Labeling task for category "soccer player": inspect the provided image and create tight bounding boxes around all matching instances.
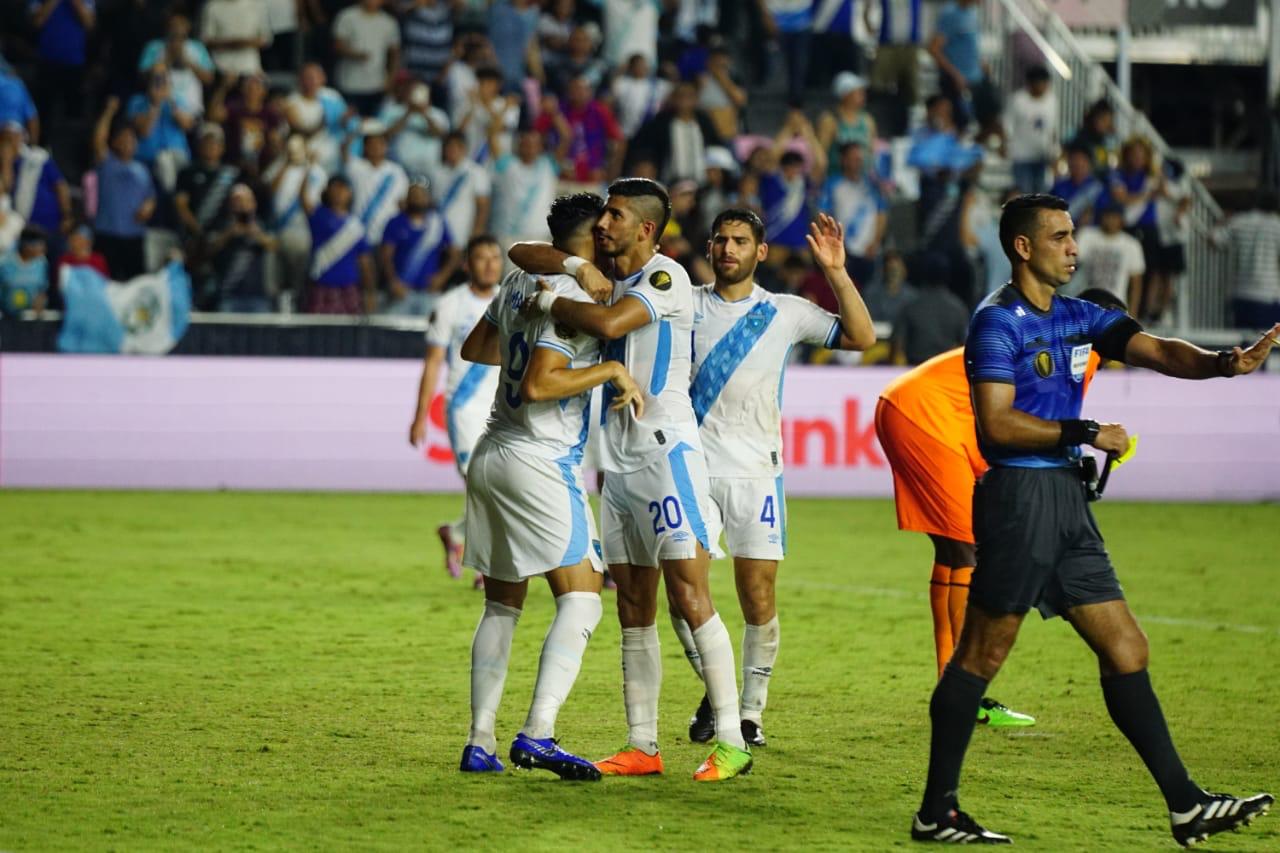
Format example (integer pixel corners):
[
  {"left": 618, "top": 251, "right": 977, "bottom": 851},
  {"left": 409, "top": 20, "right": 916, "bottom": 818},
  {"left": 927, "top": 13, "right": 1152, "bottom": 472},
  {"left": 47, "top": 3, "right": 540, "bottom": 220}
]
[
  {"left": 454, "top": 193, "right": 644, "bottom": 780},
  {"left": 512, "top": 178, "right": 753, "bottom": 782},
  {"left": 912, "top": 193, "right": 1275, "bottom": 846},
  {"left": 876, "top": 288, "right": 1124, "bottom": 730},
  {"left": 408, "top": 236, "right": 503, "bottom": 582},
  {"left": 676, "top": 209, "right": 876, "bottom": 748}
]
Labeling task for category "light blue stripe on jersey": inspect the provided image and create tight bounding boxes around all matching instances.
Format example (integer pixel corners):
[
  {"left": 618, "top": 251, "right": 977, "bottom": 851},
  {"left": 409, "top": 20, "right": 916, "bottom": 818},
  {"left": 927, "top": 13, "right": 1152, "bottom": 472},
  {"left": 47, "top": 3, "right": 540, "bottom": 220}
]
[
  {"left": 690, "top": 301, "right": 778, "bottom": 425},
  {"left": 555, "top": 458, "right": 589, "bottom": 566},
  {"left": 774, "top": 475, "right": 787, "bottom": 555},
  {"left": 824, "top": 320, "right": 841, "bottom": 349},
  {"left": 446, "top": 361, "right": 494, "bottom": 463},
  {"left": 668, "top": 442, "right": 709, "bottom": 550},
  {"left": 650, "top": 320, "right": 671, "bottom": 395},
  {"left": 777, "top": 343, "right": 794, "bottom": 407},
  {"left": 625, "top": 290, "right": 658, "bottom": 322}
]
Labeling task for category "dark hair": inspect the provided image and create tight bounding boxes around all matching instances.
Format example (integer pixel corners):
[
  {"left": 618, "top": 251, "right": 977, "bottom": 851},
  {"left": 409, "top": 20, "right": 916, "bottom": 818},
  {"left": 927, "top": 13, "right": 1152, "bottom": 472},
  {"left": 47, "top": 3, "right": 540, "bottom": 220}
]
[
  {"left": 710, "top": 207, "right": 765, "bottom": 243},
  {"left": 925, "top": 93, "right": 950, "bottom": 111},
  {"left": 18, "top": 225, "right": 47, "bottom": 246},
  {"left": 1084, "top": 99, "right": 1113, "bottom": 128},
  {"left": 322, "top": 174, "right": 351, "bottom": 206},
  {"left": 476, "top": 66, "right": 502, "bottom": 83},
  {"left": 1026, "top": 65, "right": 1051, "bottom": 84},
  {"left": 547, "top": 192, "right": 605, "bottom": 245},
  {"left": 1077, "top": 288, "right": 1128, "bottom": 313},
  {"left": 466, "top": 233, "right": 501, "bottom": 256},
  {"left": 443, "top": 130, "right": 467, "bottom": 146},
  {"left": 999, "top": 193, "right": 1068, "bottom": 262},
  {"left": 1065, "top": 143, "right": 1091, "bottom": 160},
  {"left": 607, "top": 177, "right": 672, "bottom": 240},
  {"left": 780, "top": 151, "right": 805, "bottom": 168},
  {"left": 837, "top": 140, "right": 865, "bottom": 159}
]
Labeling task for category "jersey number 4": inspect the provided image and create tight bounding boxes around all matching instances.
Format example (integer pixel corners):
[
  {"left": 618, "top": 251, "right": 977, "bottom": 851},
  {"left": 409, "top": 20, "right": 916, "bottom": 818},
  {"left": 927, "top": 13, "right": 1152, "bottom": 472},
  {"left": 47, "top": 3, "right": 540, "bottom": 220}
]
[
  {"left": 649, "top": 496, "right": 684, "bottom": 535},
  {"left": 760, "top": 495, "right": 777, "bottom": 528},
  {"left": 503, "top": 332, "right": 529, "bottom": 410}
]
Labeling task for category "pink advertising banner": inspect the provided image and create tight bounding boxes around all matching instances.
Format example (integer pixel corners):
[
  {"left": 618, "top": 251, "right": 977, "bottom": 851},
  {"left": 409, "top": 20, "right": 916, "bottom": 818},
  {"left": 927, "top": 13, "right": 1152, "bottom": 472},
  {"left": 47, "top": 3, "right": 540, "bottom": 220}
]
[{"left": 2, "top": 354, "right": 1278, "bottom": 501}]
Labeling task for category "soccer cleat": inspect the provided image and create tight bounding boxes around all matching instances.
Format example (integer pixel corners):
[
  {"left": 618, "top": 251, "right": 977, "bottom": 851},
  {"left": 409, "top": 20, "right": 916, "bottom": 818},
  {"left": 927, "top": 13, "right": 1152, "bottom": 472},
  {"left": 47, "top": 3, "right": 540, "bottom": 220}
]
[
  {"left": 459, "top": 744, "right": 504, "bottom": 773},
  {"left": 1170, "top": 791, "right": 1272, "bottom": 847},
  {"left": 593, "top": 746, "right": 664, "bottom": 776},
  {"left": 693, "top": 741, "right": 752, "bottom": 782},
  {"left": 508, "top": 733, "right": 601, "bottom": 781},
  {"left": 437, "top": 525, "right": 463, "bottom": 578},
  {"left": 742, "top": 719, "right": 767, "bottom": 747},
  {"left": 688, "top": 694, "right": 715, "bottom": 743},
  {"left": 977, "top": 697, "right": 1035, "bottom": 728},
  {"left": 911, "top": 809, "right": 1012, "bottom": 844}
]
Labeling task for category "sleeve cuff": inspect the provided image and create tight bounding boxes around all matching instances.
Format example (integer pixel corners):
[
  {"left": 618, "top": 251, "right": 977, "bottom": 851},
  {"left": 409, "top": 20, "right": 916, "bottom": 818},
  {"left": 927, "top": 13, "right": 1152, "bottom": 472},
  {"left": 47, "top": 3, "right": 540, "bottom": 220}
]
[
  {"left": 624, "top": 291, "right": 658, "bottom": 322},
  {"left": 482, "top": 311, "right": 498, "bottom": 326},
  {"left": 534, "top": 340, "right": 574, "bottom": 358},
  {"left": 825, "top": 320, "right": 842, "bottom": 349},
  {"left": 969, "top": 374, "right": 1017, "bottom": 385}
]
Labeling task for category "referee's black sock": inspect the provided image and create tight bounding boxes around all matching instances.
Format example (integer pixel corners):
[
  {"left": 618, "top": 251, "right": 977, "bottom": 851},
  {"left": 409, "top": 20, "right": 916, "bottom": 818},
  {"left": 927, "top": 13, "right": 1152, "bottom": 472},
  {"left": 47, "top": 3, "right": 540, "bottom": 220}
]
[
  {"left": 1101, "top": 669, "right": 1203, "bottom": 813},
  {"left": 920, "top": 663, "right": 988, "bottom": 821}
]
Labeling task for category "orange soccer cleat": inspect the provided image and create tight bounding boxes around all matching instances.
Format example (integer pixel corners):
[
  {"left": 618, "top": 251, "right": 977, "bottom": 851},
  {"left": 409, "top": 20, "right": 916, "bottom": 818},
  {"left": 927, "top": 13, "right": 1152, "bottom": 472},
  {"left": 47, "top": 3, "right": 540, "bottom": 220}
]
[{"left": 593, "top": 746, "right": 664, "bottom": 776}]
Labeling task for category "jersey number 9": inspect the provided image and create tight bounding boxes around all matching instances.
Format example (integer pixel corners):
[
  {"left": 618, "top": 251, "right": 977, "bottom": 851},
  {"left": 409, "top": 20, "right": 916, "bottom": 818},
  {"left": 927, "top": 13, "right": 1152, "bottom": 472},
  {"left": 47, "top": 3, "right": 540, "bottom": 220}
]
[{"left": 503, "top": 332, "right": 529, "bottom": 410}]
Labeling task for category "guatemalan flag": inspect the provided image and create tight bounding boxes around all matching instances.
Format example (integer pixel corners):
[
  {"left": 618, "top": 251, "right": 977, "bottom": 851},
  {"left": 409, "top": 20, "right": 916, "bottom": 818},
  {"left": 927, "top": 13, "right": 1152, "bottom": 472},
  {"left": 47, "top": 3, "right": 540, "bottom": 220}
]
[{"left": 57, "top": 262, "right": 192, "bottom": 355}]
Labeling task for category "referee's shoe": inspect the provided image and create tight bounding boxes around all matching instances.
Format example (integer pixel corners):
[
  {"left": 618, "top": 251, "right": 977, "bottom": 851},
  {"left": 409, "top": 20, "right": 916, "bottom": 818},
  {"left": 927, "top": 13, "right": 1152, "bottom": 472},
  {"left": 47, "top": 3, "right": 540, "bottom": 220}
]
[
  {"left": 1170, "top": 792, "right": 1272, "bottom": 847},
  {"left": 911, "top": 808, "right": 1011, "bottom": 844}
]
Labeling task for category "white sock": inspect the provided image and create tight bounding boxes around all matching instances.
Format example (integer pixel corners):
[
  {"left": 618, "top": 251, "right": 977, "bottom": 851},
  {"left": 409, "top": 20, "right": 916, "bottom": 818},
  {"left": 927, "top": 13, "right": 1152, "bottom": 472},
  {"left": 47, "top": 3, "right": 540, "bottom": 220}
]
[
  {"left": 523, "top": 592, "right": 602, "bottom": 740},
  {"left": 670, "top": 613, "right": 704, "bottom": 678},
  {"left": 468, "top": 600, "right": 520, "bottom": 754},
  {"left": 741, "top": 615, "right": 780, "bottom": 725},
  {"left": 621, "top": 625, "right": 662, "bottom": 754},
  {"left": 693, "top": 613, "right": 745, "bottom": 748}
]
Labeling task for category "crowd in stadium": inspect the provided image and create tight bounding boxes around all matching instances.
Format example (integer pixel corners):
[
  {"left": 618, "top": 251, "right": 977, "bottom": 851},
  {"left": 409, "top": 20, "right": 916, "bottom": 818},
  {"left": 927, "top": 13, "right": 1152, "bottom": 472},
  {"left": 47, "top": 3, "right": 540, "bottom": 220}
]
[{"left": 0, "top": 0, "right": 1274, "bottom": 361}]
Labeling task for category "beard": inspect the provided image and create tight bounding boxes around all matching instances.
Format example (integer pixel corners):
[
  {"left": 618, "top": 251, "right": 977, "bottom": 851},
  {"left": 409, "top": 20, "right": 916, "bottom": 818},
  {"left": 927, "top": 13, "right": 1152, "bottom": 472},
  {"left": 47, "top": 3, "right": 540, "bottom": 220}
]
[{"left": 714, "top": 257, "right": 755, "bottom": 285}]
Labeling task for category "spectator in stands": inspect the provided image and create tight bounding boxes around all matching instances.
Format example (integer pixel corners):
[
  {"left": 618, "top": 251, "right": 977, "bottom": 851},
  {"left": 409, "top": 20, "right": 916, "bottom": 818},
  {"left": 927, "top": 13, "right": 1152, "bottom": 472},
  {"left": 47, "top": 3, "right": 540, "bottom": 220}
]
[
  {"left": 262, "top": 0, "right": 305, "bottom": 72},
  {"left": 91, "top": 97, "right": 155, "bottom": 280},
  {"left": 1067, "top": 98, "right": 1117, "bottom": 176},
  {"left": 759, "top": 0, "right": 814, "bottom": 105},
  {"left": 1108, "top": 135, "right": 1160, "bottom": 316},
  {"left": 209, "top": 74, "right": 284, "bottom": 178},
  {"left": 630, "top": 80, "right": 722, "bottom": 185},
  {"left": 0, "top": 61, "right": 39, "bottom": 143},
  {"left": 760, "top": 148, "right": 815, "bottom": 266},
  {"left": 602, "top": 0, "right": 660, "bottom": 70},
  {"left": 264, "top": 134, "right": 327, "bottom": 304},
  {"left": 546, "top": 25, "right": 609, "bottom": 99},
  {"left": 820, "top": 140, "right": 887, "bottom": 289},
  {"left": 860, "top": 248, "right": 916, "bottom": 328},
  {"left": 303, "top": 174, "right": 374, "bottom": 313},
  {"left": 811, "top": 0, "right": 862, "bottom": 86},
  {"left": 457, "top": 67, "right": 519, "bottom": 164},
  {"left": 817, "top": 73, "right": 876, "bottom": 180},
  {"left": 57, "top": 224, "right": 110, "bottom": 278},
  {"left": 174, "top": 124, "right": 240, "bottom": 264},
  {"left": 1072, "top": 201, "right": 1146, "bottom": 308},
  {"left": 30, "top": 0, "right": 96, "bottom": 123},
  {"left": 1150, "top": 156, "right": 1191, "bottom": 324},
  {"left": 1050, "top": 145, "right": 1104, "bottom": 226},
  {"left": 697, "top": 145, "right": 740, "bottom": 237},
  {"left": 209, "top": 183, "right": 278, "bottom": 312},
  {"left": 139, "top": 14, "right": 216, "bottom": 119},
  {"left": 972, "top": 186, "right": 1017, "bottom": 297},
  {"left": 698, "top": 46, "right": 747, "bottom": 141},
  {"left": 128, "top": 65, "right": 196, "bottom": 190},
  {"left": 1005, "top": 65, "right": 1057, "bottom": 194},
  {"left": 866, "top": 0, "right": 923, "bottom": 136},
  {"left": 400, "top": 0, "right": 456, "bottom": 90},
  {"left": 0, "top": 121, "right": 72, "bottom": 251},
  {"left": 0, "top": 227, "right": 49, "bottom": 316},
  {"left": 538, "top": 77, "right": 624, "bottom": 184},
  {"left": 538, "top": 0, "right": 582, "bottom": 70},
  {"left": 380, "top": 182, "right": 458, "bottom": 315},
  {"left": 428, "top": 130, "right": 491, "bottom": 246},
  {"left": 380, "top": 71, "right": 451, "bottom": 179},
  {"left": 333, "top": 0, "right": 401, "bottom": 117},
  {"left": 1219, "top": 192, "right": 1280, "bottom": 328},
  {"left": 489, "top": 129, "right": 557, "bottom": 249},
  {"left": 929, "top": 0, "right": 1001, "bottom": 144},
  {"left": 611, "top": 53, "right": 671, "bottom": 140},
  {"left": 892, "top": 251, "right": 967, "bottom": 365},
  {"left": 443, "top": 33, "right": 496, "bottom": 124},
  {"left": 488, "top": 0, "right": 543, "bottom": 94},
  {"left": 200, "top": 0, "right": 271, "bottom": 77},
  {"left": 285, "top": 63, "right": 351, "bottom": 173},
  {"left": 344, "top": 122, "right": 409, "bottom": 247}
]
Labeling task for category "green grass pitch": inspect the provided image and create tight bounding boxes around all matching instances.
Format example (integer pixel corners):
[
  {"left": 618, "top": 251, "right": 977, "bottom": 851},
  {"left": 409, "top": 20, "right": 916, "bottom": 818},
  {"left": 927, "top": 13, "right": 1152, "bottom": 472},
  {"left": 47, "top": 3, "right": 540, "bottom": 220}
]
[{"left": 1, "top": 491, "right": 1277, "bottom": 851}]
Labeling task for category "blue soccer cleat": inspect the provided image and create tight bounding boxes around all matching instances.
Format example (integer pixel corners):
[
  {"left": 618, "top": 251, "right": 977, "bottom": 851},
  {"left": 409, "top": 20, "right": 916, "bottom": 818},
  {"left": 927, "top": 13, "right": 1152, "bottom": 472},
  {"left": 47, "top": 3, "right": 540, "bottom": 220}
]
[
  {"left": 509, "top": 732, "right": 602, "bottom": 781},
  {"left": 459, "top": 744, "right": 504, "bottom": 773}
]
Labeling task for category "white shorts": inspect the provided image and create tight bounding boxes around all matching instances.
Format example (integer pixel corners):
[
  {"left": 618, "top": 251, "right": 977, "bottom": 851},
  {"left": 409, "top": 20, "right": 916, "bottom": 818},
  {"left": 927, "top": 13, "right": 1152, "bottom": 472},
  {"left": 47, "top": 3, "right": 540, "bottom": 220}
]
[
  {"left": 706, "top": 476, "right": 788, "bottom": 561},
  {"left": 446, "top": 399, "right": 490, "bottom": 477},
  {"left": 601, "top": 442, "right": 712, "bottom": 568},
  {"left": 462, "top": 439, "right": 605, "bottom": 582}
]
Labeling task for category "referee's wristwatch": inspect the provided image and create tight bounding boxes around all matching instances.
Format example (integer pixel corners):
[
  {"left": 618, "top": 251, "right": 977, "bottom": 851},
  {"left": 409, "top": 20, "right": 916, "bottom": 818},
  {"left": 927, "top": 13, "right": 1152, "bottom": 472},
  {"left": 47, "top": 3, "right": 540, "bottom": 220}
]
[{"left": 1058, "top": 418, "right": 1101, "bottom": 447}]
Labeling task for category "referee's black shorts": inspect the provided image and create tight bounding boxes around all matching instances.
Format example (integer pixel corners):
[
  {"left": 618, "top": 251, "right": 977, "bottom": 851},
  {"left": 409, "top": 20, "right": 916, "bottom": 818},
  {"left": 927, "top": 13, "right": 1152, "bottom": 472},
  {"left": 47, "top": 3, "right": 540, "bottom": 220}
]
[{"left": 971, "top": 466, "right": 1124, "bottom": 619}]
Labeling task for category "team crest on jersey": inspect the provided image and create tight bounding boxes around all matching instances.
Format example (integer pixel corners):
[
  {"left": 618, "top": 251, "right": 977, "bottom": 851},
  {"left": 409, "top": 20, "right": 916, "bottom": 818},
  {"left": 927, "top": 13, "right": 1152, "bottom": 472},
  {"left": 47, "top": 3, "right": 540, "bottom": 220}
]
[
  {"left": 649, "top": 270, "right": 672, "bottom": 291},
  {"left": 1034, "top": 350, "right": 1054, "bottom": 378},
  {"left": 507, "top": 290, "right": 525, "bottom": 312},
  {"left": 555, "top": 322, "right": 575, "bottom": 340}
]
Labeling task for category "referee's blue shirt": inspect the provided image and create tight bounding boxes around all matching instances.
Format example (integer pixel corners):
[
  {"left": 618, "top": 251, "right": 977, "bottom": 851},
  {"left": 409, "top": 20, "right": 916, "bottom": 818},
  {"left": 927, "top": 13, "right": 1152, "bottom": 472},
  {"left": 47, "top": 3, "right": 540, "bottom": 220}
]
[{"left": 965, "top": 284, "right": 1141, "bottom": 469}]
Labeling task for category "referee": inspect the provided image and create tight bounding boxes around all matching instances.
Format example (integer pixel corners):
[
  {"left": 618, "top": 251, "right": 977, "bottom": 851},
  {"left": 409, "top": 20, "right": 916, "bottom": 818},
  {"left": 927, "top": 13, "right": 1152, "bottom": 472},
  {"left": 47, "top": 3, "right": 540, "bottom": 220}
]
[{"left": 911, "top": 194, "right": 1277, "bottom": 846}]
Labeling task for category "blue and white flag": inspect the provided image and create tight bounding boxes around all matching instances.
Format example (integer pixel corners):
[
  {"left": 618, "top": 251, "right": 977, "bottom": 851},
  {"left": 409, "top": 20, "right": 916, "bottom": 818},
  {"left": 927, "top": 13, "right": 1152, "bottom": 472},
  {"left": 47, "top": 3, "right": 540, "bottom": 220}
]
[{"left": 57, "top": 262, "right": 192, "bottom": 355}]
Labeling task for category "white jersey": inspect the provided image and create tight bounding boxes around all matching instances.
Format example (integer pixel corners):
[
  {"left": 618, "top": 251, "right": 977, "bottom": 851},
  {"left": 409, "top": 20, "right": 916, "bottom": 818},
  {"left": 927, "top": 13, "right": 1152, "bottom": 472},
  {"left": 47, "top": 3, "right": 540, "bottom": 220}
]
[
  {"left": 426, "top": 283, "right": 501, "bottom": 413},
  {"left": 600, "top": 253, "right": 701, "bottom": 474},
  {"left": 481, "top": 270, "right": 601, "bottom": 460},
  {"left": 691, "top": 283, "right": 841, "bottom": 477},
  {"left": 346, "top": 156, "right": 409, "bottom": 244}
]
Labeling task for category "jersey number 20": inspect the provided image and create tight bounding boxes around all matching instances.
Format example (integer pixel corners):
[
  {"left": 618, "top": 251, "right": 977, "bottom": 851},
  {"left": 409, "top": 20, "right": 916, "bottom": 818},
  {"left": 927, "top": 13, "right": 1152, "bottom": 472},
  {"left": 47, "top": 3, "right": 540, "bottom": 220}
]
[{"left": 649, "top": 496, "right": 683, "bottom": 534}]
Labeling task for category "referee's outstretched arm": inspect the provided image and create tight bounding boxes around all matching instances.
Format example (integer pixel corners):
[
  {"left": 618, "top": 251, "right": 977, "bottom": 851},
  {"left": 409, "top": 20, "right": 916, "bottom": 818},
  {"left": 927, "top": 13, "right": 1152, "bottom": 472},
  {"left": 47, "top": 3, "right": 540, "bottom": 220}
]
[{"left": 1121, "top": 322, "right": 1280, "bottom": 379}]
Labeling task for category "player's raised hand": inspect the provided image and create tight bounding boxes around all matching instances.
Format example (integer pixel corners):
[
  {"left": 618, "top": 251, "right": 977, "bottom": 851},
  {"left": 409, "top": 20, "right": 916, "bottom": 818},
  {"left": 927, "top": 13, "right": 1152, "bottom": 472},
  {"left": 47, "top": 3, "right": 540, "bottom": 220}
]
[
  {"left": 1224, "top": 323, "right": 1280, "bottom": 376},
  {"left": 806, "top": 213, "right": 846, "bottom": 272},
  {"left": 575, "top": 263, "right": 613, "bottom": 303},
  {"left": 609, "top": 366, "right": 645, "bottom": 419}
]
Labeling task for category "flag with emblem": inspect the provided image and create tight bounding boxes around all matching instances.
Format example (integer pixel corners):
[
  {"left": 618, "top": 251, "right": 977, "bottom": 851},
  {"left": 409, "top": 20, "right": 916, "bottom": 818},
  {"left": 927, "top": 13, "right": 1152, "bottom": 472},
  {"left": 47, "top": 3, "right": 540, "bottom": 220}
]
[{"left": 57, "top": 262, "right": 192, "bottom": 355}]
